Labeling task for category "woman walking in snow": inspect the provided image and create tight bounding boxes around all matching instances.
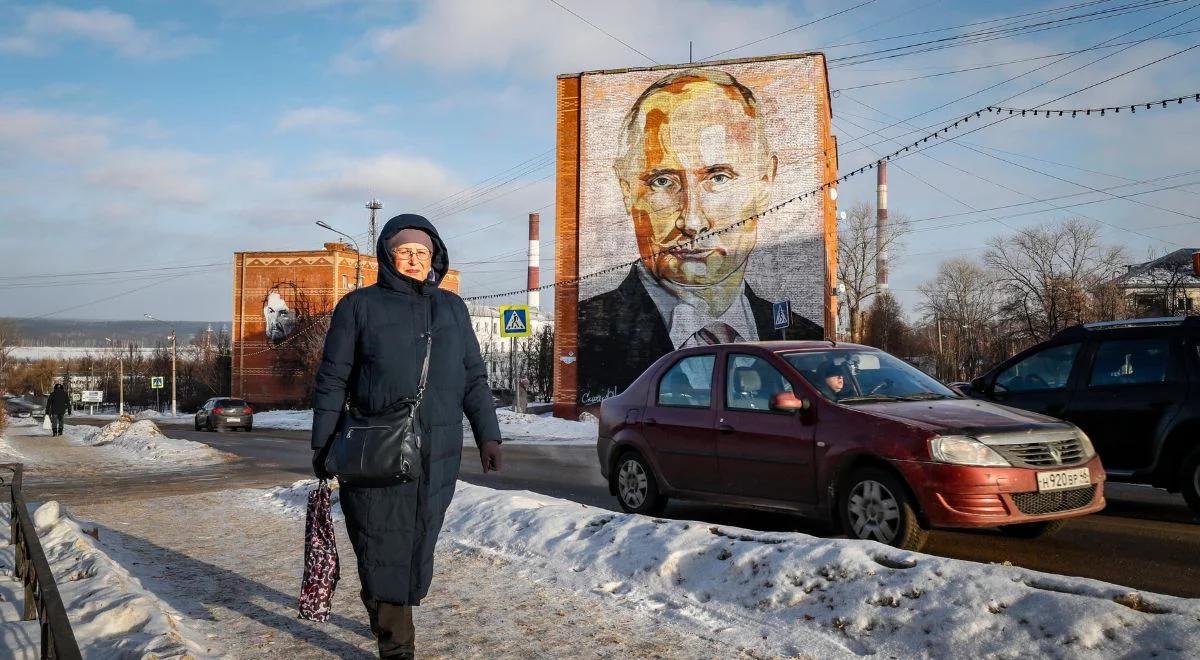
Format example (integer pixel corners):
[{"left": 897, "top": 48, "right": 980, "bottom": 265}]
[{"left": 310, "top": 213, "right": 502, "bottom": 658}]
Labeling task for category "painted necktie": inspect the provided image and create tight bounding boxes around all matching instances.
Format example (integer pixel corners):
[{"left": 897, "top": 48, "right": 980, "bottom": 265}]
[{"left": 691, "top": 321, "right": 744, "bottom": 346}]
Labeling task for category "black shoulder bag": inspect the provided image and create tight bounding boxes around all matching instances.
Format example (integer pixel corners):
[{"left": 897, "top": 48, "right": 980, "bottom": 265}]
[{"left": 324, "top": 309, "right": 432, "bottom": 488}]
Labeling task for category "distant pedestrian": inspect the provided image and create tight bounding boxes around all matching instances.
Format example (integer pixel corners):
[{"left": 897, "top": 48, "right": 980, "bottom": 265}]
[
  {"left": 311, "top": 214, "right": 502, "bottom": 659},
  {"left": 46, "top": 383, "right": 70, "bottom": 436}
]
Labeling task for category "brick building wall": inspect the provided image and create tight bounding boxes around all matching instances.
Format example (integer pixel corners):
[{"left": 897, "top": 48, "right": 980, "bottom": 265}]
[{"left": 231, "top": 242, "right": 459, "bottom": 408}]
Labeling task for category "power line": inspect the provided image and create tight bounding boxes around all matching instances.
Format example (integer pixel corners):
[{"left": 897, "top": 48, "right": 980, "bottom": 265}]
[
  {"left": 827, "top": 0, "right": 1188, "bottom": 68},
  {"left": 699, "top": 0, "right": 878, "bottom": 61},
  {"left": 834, "top": 4, "right": 1200, "bottom": 164},
  {"left": 0, "top": 261, "right": 230, "bottom": 281},
  {"left": 545, "top": 0, "right": 658, "bottom": 65},
  {"left": 986, "top": 92, "right": 1200, "bottom": 117}
]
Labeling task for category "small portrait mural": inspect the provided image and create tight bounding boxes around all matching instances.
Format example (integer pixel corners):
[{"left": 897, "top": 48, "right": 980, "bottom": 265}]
[
  {"left": 573, "top": 57, "right": 833, "bottom": 404},
  {"left": 263, "top": 286, "right": 297, "bottom": 345}
]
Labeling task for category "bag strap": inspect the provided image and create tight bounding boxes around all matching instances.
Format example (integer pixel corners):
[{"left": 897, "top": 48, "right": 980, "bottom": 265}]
[{"left": 413, "top": 299, "right": 434, "bottom": 409}]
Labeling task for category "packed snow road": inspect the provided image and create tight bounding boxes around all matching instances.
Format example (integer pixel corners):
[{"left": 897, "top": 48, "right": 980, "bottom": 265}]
[{"left": 51, "top": 418, "right": 1200, "bottom": 599}]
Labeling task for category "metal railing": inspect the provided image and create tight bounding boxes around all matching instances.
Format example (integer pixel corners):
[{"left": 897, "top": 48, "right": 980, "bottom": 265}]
[{"left": 1, "top": 464, "right": 82, "bottom": 660}]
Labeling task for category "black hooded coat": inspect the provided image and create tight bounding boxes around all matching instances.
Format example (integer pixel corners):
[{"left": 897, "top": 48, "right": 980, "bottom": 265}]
[{"left": 311, "top": 213, "right": 500, "bottom": 605}]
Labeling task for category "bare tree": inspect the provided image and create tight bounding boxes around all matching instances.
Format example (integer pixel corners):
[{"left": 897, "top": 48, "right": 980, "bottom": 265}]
[
  {"left": 838, "top": 202, "right": 908, "bottom": 342},
  {"left": 918, "top": 258, "right": 1003, "bottom": 381},
  {"left": 863, "top": 292, "right": 910, "bottom": 355},
  {"left": 984, "top": 219, "right": 1125, "bottom": 343},
  {"left": 0, "top": 320, "right": 18, "bottom": 392}
]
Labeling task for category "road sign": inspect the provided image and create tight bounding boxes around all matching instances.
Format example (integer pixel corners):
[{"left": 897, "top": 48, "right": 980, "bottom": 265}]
[
  {"left": 499, "top": 305, "right": 532, "bottom": 338},
  {"left": 81, "top": 390, "right": 103, "bottom": 403},
  {"left": 772, "top": 300, "right": 792, "bottom": 331},
  {"left": 150, "top": 376, "right": 165, "bottom": 389}
]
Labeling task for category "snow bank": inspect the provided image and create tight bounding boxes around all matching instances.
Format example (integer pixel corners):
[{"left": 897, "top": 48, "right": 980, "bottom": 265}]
[
  {"left": 256, "top": 480, "right": 1199, "bottom": 657},
  {"left": 247, "top": 407, "right": 598, "bottom": 445},
  {"left": 445, "top": 485, "right": 1198, "bottom": 658},
  {"left": 65, "top": 419, "right": 229, "bottom": 465},
  {"left": 487, "top": 408, "right": 597, "bottom": 445},
  {"left": 255, "top": 478, "right": 342, "bottom": 521},
  {"left": 0, "top": 501, "right": 217, "bottom": 657},
  {"left": 250, "top": 409, "right": 313, "bottom": 431}
]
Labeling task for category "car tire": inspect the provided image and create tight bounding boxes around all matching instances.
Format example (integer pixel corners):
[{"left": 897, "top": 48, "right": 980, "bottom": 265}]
[
  {"left": 1181, "top": 447, "right": 1200, "bottom": 517},
  {"left": 998, "top": 519, "right": 1067, "bottom": 539},
  {"left": 614, "top": 452, "right": 667, "bottom": 515},
  {"left": 839, "top": 467, "right": 929, "bottom": 551},
  {"left": 243, "top": 425, "right": 252, "bottom": 433}
]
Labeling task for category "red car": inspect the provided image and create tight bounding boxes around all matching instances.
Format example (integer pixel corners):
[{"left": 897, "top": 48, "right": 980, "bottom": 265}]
[{"left": 597, "top": 341, "right": 1105, "bottom": 551}]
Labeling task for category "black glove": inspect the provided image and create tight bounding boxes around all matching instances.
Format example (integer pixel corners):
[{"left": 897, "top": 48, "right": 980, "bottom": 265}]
[{"left": 312, "top": 448, "right": 332, "bottom": 480}]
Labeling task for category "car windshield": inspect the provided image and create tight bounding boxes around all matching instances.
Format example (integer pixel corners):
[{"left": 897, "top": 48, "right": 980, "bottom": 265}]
[{"left": 781, "top": 349, "right": 957, "bottom": 403}]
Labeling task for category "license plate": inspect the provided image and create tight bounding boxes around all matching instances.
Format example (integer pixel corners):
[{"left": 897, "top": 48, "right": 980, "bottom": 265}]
[
  {"left": 225, "top": 417, "right": 241, "bottom": 423},
  {"left": 1036, "top": 467, "right": 1090, "bottom": 492}
]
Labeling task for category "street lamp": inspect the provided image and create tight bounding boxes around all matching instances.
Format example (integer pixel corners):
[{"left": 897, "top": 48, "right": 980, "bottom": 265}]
[
  {"left": 316, "top": 220, "right": 363, "bottom": 288},
  {"left": 144, "top": 314, "right": 177, "bottom": 415},
  {"left": 104, "top": 337, "right": 124, "bottom": 416}
]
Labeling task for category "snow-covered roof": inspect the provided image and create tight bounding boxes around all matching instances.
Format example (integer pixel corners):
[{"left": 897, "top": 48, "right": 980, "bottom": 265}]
[{"left": 1117, "top": 248, "right": 1200, "bottom": 287}]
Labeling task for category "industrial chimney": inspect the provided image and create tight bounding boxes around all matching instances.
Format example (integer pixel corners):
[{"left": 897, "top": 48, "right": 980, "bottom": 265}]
[{"left": 528, "top": 212, "right": 540, "bottom": 309}]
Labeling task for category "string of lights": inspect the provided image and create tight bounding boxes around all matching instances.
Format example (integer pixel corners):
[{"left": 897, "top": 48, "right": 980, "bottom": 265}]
[{"left": 985, "top": 92, "right": 1200, "bottom": 116}]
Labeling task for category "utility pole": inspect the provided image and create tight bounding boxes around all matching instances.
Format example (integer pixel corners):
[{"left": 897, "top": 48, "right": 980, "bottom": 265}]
[
  {"left": 876, "top": 160, "right": 889, "bottom": 291},
  {"left": 104, "top": 337, "right": 124, "bottom": 416},
  {"left": 366, "top": 198, "right": 384, "bottom": 251},
  {"left": 144, "top": 314, "right": 177, "bottom": 415}
]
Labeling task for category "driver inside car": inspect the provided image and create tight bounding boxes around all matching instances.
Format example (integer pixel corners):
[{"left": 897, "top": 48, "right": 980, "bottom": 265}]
[{"left": 819, "top": 362, "right": 847, "bottom": 400}]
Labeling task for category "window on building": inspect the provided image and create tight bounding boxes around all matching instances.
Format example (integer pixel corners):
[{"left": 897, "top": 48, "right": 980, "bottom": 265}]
[
  {"left": 342, "top": 275, "right": 349, "bottom": 289},
  {"left": 1177, "top": 297, "right": 1193, "bottom": 312}
]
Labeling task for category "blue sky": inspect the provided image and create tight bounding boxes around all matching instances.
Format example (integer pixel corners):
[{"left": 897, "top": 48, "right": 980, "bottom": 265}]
[{"left": 1, "top": 0, "right": 1198, "bottom": 323}]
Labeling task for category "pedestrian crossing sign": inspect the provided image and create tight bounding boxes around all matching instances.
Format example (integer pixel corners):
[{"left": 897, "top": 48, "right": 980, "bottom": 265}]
[
  {"left": 772, "top": 300, "right": 791, "bottom": 331},
  {"left": 150, "top": 376, "right": 165, "bottom": 389},
  {"left": 499, "top": 305, "right": 532, "bottom": 338}
]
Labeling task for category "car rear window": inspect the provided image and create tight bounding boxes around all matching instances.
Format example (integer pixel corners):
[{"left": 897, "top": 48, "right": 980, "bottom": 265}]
[{"left": 217, "top": 399, "right": 247, "bottom": 407}]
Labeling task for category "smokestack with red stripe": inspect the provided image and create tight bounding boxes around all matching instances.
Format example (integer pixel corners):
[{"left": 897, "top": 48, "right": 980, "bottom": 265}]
[{"left": 528, "top": 212, "right": 540, "bottom": 309}]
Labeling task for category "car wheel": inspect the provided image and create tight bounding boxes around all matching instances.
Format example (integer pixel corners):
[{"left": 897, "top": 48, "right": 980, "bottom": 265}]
[
  {"left": 614, "top": 452, "right": 666, "bottom": 515},
  {"left": 840, "top": 467, "right": 929, "bottom": 551},
  {"left": 194, "top": 419, "right": 201, "bottom": 431},
  {"left": 243, "top": 426, "right": 253, "bottom": 433},
  {"left": 998, "top": 519, "right": 1067, "bottom": 538},
  {"left": 1181, "top": 447, "right": 1200, "bottom": 516}
]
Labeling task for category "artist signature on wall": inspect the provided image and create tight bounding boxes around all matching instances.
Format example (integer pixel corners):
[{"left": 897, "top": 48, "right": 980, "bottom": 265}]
[{"left": 580, "top": 387, "right": 622, "bottom": 406}]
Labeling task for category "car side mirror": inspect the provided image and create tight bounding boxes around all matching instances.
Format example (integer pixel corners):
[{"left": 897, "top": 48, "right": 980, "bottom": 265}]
[{"left": 771, "top": 392, "right": 811, "bottom": 413}]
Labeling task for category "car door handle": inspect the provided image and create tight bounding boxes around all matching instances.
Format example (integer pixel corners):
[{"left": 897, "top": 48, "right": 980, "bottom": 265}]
[
  {"left": 718, "top": 424, "right": 735, "bottom": 434},
  {"left": 644, "top": 418, "right": 657, "bottom": 427}
]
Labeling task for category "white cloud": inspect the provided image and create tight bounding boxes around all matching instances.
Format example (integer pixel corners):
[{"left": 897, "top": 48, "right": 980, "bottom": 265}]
[
  {"left": 338, "top": 0, "right": 800, "bottom": 76},
  {"left": 303, "top": 153, "right": 462, "bottom": 204},
  {"left": 0, "top": 5, "right": 207, "bottom": 59},
  {"left": 276, "top": 106, "right": 362, "bottom": 132}
]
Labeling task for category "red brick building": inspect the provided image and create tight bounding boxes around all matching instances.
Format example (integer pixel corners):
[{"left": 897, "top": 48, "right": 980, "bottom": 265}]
[{"left": 231, "top": 242, "right": 460, "bottom": 408}]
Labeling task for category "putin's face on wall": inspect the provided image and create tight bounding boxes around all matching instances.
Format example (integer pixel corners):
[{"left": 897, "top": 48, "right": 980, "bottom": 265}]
[{"left": 614, "top": 72, "right": 777, "bottom": 289}]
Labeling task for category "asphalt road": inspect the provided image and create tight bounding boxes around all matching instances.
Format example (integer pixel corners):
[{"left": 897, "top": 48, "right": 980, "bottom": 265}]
[{"left": 39, "top": 419, "right": 1200, "bottom": 599}]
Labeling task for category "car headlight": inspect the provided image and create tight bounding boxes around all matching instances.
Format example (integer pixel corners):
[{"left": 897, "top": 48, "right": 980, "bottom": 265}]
[
  {"left": 1074, "top": 428, "right": 1095, "bottom": 460},
  {"left": 929, "top": 435, "right": 1011, "bottom": 467}
]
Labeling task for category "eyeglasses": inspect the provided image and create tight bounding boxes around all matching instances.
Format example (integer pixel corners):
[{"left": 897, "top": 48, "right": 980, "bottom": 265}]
[{"left": 392, "top": 248, "right": 432, "bottom": 263}]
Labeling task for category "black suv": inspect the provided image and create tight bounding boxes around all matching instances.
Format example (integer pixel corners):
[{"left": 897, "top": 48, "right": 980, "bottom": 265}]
[{"left": 963, "top": 316, "right": 1200, "bottom": 515}]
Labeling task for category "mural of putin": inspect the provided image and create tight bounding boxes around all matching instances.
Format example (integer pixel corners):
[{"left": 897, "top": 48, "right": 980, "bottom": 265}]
[{"left": 578, "top": 69, "right": 823, "bottom": 403}]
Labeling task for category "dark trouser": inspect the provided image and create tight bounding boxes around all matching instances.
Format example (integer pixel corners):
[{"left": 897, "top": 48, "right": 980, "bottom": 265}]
[
  {"left": 361, "top": 592, "right": 415, "bottom": 658},
  {"left": 49, "top": 414, "right": 64, "bottom": 435}
]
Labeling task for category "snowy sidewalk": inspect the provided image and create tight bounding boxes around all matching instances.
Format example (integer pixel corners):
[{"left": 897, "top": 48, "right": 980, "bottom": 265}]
[{"left": 70, "top": 488, "right": 754, "bottom": 659}]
